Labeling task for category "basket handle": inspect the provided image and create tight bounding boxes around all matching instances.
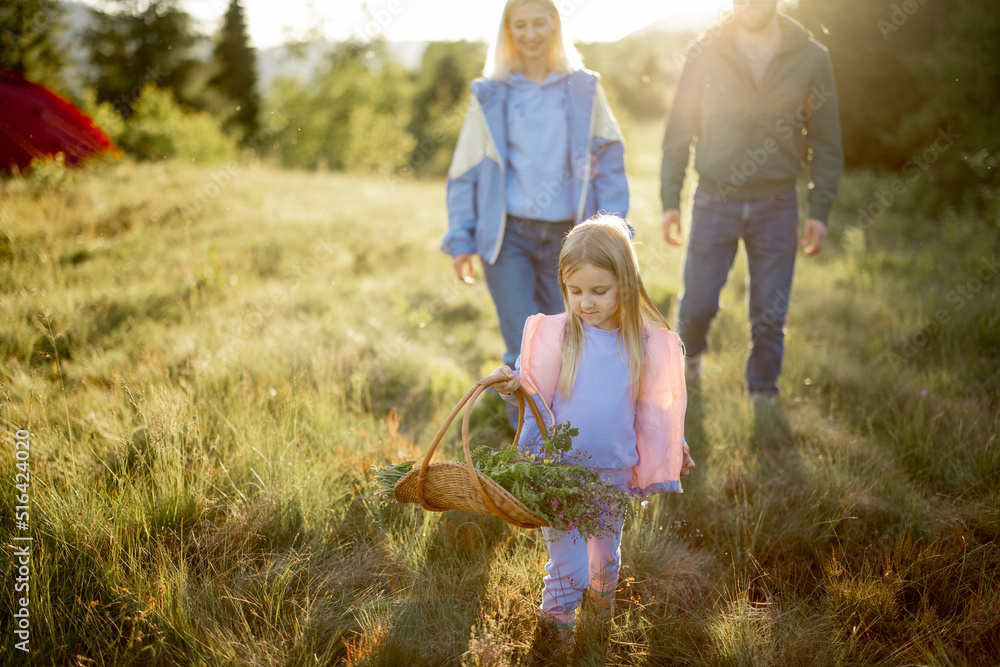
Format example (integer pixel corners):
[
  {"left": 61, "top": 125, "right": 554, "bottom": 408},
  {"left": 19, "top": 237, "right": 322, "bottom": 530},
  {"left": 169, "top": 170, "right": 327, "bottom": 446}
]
[{"left": 415, "top": 371, "right": 547, "bottom": 525}]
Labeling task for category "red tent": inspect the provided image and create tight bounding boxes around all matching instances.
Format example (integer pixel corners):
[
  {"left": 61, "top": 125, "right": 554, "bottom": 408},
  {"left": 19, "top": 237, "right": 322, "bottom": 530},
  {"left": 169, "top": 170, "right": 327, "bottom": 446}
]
[{"left": 0, "top": 70, "right": 117, "bottom": 173}]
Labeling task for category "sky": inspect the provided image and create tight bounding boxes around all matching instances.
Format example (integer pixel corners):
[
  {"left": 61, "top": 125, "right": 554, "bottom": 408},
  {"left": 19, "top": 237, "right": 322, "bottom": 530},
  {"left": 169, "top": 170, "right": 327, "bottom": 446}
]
[{"left": 173, "top": 0, "right": 735, "bottom": 48}]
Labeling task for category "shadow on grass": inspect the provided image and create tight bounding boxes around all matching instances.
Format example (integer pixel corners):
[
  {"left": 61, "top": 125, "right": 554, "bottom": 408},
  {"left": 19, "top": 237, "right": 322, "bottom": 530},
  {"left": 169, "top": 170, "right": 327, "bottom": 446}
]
[
  {"left": 355, "top": 389, "right": 529, "bottom": 665},
  {"left": 683, "top": 378, "right": 708, "bottom": 499},
  {"left": 362, "top": 511, "right": 515, "bottom": 665},
  {"left": 752, "top": 398, "right": 794, "bottom": 467}
]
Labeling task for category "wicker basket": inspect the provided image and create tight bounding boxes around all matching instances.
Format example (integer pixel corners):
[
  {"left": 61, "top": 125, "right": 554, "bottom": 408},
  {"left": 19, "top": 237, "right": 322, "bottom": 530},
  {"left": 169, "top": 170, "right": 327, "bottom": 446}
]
[{"left": 392, "top": 372, "right": 550, "bottom": 529}]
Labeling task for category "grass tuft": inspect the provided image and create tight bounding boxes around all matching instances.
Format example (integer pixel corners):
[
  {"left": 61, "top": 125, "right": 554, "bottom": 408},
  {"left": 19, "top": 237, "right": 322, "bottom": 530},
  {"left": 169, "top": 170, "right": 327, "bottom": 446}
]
[{"left": 1, "top": 142, "right": 997, "bottom": 664}]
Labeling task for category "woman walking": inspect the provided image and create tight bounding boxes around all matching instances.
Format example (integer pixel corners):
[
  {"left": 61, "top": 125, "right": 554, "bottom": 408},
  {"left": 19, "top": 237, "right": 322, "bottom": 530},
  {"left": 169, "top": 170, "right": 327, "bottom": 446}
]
[{"left": 442, "top": 0, "right": 629, "bottom": 376}]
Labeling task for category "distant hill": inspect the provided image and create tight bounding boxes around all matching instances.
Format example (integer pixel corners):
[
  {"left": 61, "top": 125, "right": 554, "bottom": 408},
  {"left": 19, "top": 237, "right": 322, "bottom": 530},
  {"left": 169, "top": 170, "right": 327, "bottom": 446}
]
[
  {"left": 627, "top": 7, "right": 729, "bottom": 40},
  {"left": 58, "top": 1, "right": 96, "bottom": 97},
  {"left": 256, "top": 40, "right": 430, "bottom": 93},
  {"left": 55, "top": 0, "right": 709, "bottom": 99},
  {"left": 56, "top": 1, "right": 430, "bottom": 96}
]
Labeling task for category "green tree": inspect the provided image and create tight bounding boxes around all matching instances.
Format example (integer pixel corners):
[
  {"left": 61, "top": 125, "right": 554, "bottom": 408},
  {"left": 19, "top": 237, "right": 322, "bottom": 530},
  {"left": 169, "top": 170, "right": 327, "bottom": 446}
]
[
  {"left": 0, "top": 0, "right": 63, "bottom": 84},
  {"left": 579, "top": 34, "right": 684, "bottom": 122},
  {"left": 87, "top": 0, "right": 200, "bottom": 117},
  {"left": 903, "top": 0, "right": 1000, "bottom": 210},
  {"left": 209, "top": 0, "right": 260, "bottom": 143},
  {"left": 404, "top": 41, "right": 485, "bottom": 176},
  {"left": 788, "top": 0, "right": 933, "bottom": 169},
  {"left": 269, "top": 41, "right": 411, "bottom": 172},
  {"left": 790, "top": 0, "right": 1000, "bottom": 214}
]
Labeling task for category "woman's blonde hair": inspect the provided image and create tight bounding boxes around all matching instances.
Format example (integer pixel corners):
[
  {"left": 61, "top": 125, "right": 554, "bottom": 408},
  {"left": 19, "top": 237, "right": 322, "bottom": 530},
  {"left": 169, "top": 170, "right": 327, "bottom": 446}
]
[
  {"left": 557, "top": 215, "right": 671, "bottom": 401},
  {"left": 483, "top": 0, "right": 584, "bottom": 80}
]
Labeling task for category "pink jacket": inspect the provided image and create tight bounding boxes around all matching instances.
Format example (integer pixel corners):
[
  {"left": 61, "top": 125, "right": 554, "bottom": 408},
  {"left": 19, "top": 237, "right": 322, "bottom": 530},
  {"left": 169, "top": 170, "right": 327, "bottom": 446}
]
[{"left": 516, "top": 313, "right": 688, "bottom": 496}]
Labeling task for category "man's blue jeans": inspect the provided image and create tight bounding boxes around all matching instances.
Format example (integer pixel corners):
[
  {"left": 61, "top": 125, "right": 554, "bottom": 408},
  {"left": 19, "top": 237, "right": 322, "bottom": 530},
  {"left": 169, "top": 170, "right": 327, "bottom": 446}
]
[
  {"left": 677, "top": 186, "right": 799, "bottom": 395},
  {"left": 483, "top": 216, "right": 572, "bottom": 367}
]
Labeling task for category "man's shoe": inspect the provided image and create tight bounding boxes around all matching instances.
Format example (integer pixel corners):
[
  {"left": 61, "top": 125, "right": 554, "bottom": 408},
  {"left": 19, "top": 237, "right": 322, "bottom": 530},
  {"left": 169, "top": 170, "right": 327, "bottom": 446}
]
[{"left": 748, "top": 389, "right": 778, "bottom": 408}]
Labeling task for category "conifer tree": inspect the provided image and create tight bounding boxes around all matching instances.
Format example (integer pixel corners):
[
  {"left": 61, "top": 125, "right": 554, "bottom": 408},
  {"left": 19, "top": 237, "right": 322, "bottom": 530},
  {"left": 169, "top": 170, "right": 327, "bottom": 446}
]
[
  {"left": 210, "top": 0, "right": 260, "bottom": 142},
  {"left": 790, "top": 0, "right": 999, "bottom": 211},
  {"left": 88, "top": 0, "right": 199, "bottom": 117},
  {"left": 0, "top": 0, "right": 63, "bottom": 84},
  {"left": 405, "top": 41, "right": 483, "bottom": 175}
]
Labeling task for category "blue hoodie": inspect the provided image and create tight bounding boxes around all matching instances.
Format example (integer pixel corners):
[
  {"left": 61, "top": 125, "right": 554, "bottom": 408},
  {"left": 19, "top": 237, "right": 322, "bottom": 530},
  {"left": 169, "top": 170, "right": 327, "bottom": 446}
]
[{"left": 442, "top": 69, "right": 629, "bottom": 264}]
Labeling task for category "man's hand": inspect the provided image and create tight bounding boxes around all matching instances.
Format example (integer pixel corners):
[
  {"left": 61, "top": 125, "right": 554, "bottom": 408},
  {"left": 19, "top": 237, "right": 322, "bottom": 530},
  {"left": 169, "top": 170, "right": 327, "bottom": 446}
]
[
  {"left": 680, "top": 442, "right": 695, "bottom": 477},
  {"left": 801, "top": 219, "right": 827, "bottom": 256},
  {"left": 453, "top": 253, "right": 476, "bottom": 284},
  {"left": 662, "top": 209, "right": 682, "bottom": 246}
]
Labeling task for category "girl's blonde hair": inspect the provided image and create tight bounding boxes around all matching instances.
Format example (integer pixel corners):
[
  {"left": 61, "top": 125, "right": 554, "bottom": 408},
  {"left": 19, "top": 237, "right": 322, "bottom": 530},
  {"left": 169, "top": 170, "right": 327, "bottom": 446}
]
[
  {"left": 557, "top": 215, "right": 671, "bottom": 401},
  {"left": 483, "top": 0, "right": 584, "bottom": 80}
]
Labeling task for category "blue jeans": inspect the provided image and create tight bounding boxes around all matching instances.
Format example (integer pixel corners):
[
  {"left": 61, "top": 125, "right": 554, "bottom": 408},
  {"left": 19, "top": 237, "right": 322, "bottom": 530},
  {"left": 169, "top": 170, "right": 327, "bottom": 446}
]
[
  {"left": 677, "top": 186, "right": 799, "bottom": 395},
  {"left": 483, "top": 216, "right": 572, "bottom": 367}
]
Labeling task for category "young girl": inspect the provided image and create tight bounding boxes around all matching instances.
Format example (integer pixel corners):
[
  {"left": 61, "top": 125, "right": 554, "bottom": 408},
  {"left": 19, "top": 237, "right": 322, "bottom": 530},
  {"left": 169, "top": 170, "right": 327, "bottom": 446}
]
[
  {"left": 493, "top": 215, "right": 694, "bottom": 639},
  {"left": 442, "top": 0, "right": 629, "bottom": 404}
]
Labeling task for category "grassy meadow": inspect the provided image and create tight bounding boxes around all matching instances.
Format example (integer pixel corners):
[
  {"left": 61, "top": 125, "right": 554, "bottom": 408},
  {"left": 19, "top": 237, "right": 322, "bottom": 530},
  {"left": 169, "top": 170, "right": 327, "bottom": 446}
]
[{"left": 1, "top": 121, "right": 999, "bottom": 666}]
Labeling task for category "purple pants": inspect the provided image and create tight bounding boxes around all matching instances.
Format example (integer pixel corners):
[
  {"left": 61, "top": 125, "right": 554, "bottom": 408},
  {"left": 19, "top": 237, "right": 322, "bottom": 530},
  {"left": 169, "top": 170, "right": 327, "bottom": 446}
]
[{"left": 538, "top": 468, "right": 630, "bottom": 626}]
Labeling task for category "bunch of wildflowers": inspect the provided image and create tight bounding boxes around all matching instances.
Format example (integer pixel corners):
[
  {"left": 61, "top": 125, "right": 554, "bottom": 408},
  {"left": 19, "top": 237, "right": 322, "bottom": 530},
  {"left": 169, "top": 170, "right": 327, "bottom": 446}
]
[
  {"left": 472, "top": 422, "right": 633, "bottom": 538},
  {"left": 373, "top": 423, "right": 634, "bottom": 538}
]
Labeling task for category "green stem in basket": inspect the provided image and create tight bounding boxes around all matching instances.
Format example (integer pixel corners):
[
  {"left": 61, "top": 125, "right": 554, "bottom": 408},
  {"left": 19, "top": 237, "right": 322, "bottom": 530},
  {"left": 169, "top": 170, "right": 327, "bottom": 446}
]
[
  {"left": 373, "top": 460, "right": 414, "bottom": 501},
  {"left": 373, "top": 422, "right": 634, "bottom": 539},
  {"left": 473, "top": 422, "right": 633, "bottom": 538}
]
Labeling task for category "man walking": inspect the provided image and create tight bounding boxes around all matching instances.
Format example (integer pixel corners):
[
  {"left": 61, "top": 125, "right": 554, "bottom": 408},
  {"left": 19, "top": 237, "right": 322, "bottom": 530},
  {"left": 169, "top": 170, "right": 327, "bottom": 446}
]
[{"left": 661, "top": 0, "right": 843, "bottom": 399}]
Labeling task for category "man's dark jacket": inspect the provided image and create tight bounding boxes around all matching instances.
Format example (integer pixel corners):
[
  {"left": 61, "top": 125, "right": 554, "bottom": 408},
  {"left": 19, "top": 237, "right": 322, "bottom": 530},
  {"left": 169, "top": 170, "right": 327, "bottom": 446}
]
[{"left": 660, "top": 15, "right": 844, "bottom": 223}]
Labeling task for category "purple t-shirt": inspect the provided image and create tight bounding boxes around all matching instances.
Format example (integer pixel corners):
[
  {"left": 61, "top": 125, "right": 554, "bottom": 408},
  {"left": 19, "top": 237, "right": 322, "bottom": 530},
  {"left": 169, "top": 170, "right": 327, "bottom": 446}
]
[
  {"left": 504, "top": 72, "right": 575, "bottom": 222},
  {"left": 550, "top": 323, "right": 638, "bottom": 468}
]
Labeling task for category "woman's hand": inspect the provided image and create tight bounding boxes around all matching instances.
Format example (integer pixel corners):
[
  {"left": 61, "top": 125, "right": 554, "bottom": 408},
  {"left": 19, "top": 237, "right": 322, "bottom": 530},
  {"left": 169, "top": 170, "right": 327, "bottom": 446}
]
[
  {"left": 493, "top": 365, "right": 520, "bottom": 395},
  {"left": 453, "top": 253, "right": 476, "bottom": 284}
]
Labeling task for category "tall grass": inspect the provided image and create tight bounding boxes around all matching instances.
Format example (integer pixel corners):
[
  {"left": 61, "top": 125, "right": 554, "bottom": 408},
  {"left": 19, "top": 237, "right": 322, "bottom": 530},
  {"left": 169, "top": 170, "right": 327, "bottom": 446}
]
[{"left": 1, "top": 127, "right": 998, "bottom": 665}]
